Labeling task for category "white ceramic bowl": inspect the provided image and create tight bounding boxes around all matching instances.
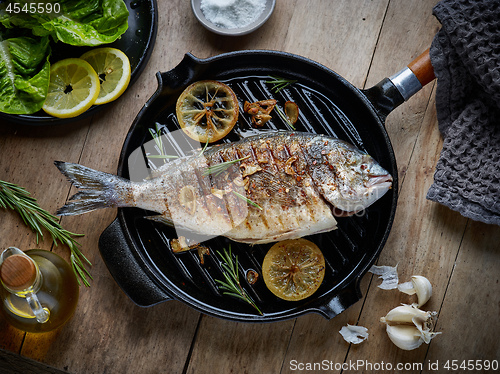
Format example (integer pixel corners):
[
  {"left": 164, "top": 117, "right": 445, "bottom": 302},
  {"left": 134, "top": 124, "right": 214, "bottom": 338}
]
[{"left": 191, "top": 0, "right": 276, "bottom": 36}]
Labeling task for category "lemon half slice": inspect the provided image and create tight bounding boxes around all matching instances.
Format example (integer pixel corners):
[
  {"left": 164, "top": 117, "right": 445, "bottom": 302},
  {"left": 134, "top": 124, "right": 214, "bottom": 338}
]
[
  {"left": 262, "top": 239, "right": 326, "bottom": 301},
  {"left": 176, "top": 80, "right": 239, "bottom": 143},
  {"left": 42, "top": 58, "right": 100, "bottom": 118},
  {"left": 80, "top": 48, "right": 131, "bottom": 105}
]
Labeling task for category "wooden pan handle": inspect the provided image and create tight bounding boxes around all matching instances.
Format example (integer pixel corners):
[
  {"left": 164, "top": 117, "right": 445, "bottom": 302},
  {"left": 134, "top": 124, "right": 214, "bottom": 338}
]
[{"left": 407, "top": 48, "right": 435, "bottom": 87}]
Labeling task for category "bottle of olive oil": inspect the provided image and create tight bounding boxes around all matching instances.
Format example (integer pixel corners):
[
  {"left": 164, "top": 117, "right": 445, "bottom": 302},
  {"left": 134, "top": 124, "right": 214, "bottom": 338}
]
[{"left": 0, "top": 247, "right": 79, "bottom": 333}]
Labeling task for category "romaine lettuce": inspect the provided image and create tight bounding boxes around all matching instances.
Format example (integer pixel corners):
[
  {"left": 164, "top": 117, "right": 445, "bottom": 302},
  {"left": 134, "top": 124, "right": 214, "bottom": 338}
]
[
  {"left": 0, "top": 0, "right": 129, "bottom": 115},
  {"left": 0, "top": 32, "right": 51, "bottom": 114},
  {"left": 1, "top": 0, "right": 129, "bottom": 47}
]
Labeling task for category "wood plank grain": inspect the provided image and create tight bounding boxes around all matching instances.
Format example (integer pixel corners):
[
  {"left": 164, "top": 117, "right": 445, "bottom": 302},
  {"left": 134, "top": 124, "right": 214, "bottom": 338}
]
[
  {"left": 281, "top": 0, "right": 389, "bottom": 86},
  {"left": 186, "top": 317, "right": 295, "bottom": 374},
  {"left": 0, "top": 348, "right": 69, "bottom": 374},
  {"left": 151, "top": 0, "right": 296, "bottom": 63},
  {"left": 0, "top": 119, "right": 92, "bottom": 354},
  {"left": 279, "top": 277, "right": 372, "bottom": 374},
  {"left": 364, "top": 0, "right": 441, "bottom": 190},
  {"left": 0, "top": 2, "right": 201, "bottom": 370},
  {"left": 15, "top": 64, "right": 201, "bottom": 374},
  {"left": 22, "top": 270, "right": 200, "bottom": 373},
  {"left": 423, "top": 221, "right": 500, "bottom": 373},
  {"left": 1, "top": 0, "right": 497, "bottom": 373},
  {"left": 183, "top": 1, "right": 392, "bottom": 373},
  {"left": 0, "top": 121, "right": 90, "bottom": 254},
  {"left": 342, "top": 92, "right": 469, "bottom": 372},
  {"left": 280, "top": 1, "right": 441, "bottom": 372}
]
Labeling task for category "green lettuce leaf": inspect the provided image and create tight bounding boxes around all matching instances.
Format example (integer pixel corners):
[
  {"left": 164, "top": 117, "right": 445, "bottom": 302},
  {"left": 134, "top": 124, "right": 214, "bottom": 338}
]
[
  {"left": 0, "top": 32, "right": 51, "bottom": 114},
  {"left": 1, "top": 0, "right": 129, "bottom": 46}
]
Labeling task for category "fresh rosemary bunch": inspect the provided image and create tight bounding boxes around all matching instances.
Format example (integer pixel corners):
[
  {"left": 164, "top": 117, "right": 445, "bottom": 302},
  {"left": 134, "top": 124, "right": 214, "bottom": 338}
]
[
  {"left": 215, "top": 246, "right": 262, "bottom": 315},
  {"left": 0, "top": 180, "right": 92, "bottom": 286}
]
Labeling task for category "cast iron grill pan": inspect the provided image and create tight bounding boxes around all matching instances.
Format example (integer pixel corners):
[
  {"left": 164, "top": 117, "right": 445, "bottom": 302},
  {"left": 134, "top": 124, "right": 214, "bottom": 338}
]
[{"left": 99, "top": 51, "right": 403, "bottom": 322}]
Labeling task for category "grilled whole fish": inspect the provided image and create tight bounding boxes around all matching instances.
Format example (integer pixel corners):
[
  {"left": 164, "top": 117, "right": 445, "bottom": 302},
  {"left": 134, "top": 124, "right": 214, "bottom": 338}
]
[{"left": 55, "top": 131, "right": 392, "bottom": 244}]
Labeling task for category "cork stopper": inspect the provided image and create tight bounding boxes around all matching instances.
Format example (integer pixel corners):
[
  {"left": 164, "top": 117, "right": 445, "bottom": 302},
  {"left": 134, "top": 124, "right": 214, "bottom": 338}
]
[{"left": 0, "top": 254, "right": 37, "bottom": 291}]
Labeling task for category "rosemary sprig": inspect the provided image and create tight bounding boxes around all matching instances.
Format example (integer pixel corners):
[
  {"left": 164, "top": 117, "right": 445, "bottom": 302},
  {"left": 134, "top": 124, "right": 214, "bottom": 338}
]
[
  {"left": 147, "top": 124, "right": 178, "bottom": 162},
  {"left": 0, "top": 180, "right": 92, "bottom": 286},
  {"left": 202, "top": 155, "right": 250, "bottom": 177},
  {"left": 215, "top": 246, "right": 262, "bottom": 315},
  {"left": 266, "top": 75, "right": 298, "bottom": 93},
  {"left": 148, "top": 124, "right": 164, "bottom": 154},
  {"left": 275, "top": 105, "right": 296, "bottom": 130},
  {"left": 231, "top": 191, "right": 263, "bottom": 211},
  {"left": 199, "top": 138, "right": 209, "bottom": 156}
]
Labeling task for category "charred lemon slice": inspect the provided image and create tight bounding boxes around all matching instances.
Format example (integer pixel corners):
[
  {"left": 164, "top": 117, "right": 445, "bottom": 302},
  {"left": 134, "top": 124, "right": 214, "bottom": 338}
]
[
  {"left": 176, "top": 80, "right": 239, "bottom": 143},
  {"left": 262, "top": 239, "right": 325, "bottom": 301}
]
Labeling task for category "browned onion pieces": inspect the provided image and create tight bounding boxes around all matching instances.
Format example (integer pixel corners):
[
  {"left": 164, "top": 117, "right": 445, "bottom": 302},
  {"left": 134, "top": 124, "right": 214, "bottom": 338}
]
[{"left": 244, "top": 99, "right": 277, "bottom": 126}]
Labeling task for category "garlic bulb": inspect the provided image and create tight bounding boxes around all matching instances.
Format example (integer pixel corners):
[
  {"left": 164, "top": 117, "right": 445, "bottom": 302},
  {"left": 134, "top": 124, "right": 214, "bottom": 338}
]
[
  {"left": 397, "top": 275, "right": 432, "bottom": 307},
  {"left": 380, "top": 304, "right": 440, "bottom": 350}
]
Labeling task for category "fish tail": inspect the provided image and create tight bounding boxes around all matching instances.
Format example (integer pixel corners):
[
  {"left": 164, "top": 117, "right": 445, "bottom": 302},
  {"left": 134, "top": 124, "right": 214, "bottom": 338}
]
[{"left": 55, "top": 161, "right": 132, "bottom": 216}]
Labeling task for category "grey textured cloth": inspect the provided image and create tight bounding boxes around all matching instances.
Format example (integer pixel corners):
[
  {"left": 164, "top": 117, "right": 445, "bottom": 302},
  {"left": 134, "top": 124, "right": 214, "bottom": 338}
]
[{"left": 427, "top": 0, "right": 500, "bottom": 225}]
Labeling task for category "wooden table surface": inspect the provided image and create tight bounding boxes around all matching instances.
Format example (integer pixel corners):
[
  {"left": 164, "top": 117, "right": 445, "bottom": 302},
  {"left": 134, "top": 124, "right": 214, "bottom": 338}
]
[{"left": 1, "top": 1, "right": 500, "bottom": 373}]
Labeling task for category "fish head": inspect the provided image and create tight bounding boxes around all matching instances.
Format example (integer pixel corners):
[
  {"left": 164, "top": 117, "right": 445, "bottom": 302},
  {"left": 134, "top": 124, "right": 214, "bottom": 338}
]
[{"left": 317, "top": 143, "right": 393, "bottom": 216}]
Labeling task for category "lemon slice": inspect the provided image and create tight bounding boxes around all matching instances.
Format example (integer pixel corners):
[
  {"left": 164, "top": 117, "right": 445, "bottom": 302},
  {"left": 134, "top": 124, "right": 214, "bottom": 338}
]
[
  {"left": 262, "top": 239, "right": 326, "bottom": 301},
  {"left": 42, "top": 58, "right": 100, "bottom": 118},
  {"left": 176, "top": 80, "right": 239, "bottom": 143},
  {"left": 80, "top": 48, "right": 131, "bottom": 105}
]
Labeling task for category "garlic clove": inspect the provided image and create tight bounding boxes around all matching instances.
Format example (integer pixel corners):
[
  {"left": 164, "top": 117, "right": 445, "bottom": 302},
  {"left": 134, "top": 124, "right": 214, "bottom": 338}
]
[
  {"left": 380, "top": 304, "right": 431, "bottom": 325},
  {"left": 385, "top": 324, "right": 424, "bottom": 351},
  {"left": 397, "top": 280, "right": 416, "bottom": 295},
  {"left": 411, "top": 275, "right": 432, "bottom": 307},
  {"left": 397, "top": 275, "right": 433, "bottom": 307}
]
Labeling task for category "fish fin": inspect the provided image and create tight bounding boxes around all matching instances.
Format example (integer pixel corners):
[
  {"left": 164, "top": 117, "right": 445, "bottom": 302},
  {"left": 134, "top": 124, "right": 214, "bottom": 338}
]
[{"left": 55, "top": 161, "right": 131, "bottom": 216}]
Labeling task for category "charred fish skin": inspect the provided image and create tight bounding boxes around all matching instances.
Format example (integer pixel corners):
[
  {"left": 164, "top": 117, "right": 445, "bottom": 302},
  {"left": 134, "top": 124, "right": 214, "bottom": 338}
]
[
  {"left": 203, "top": 133, "right": 339, "bottom": 243},
  {"left": 55, "top": 131, "right": 392, "bottom": 244},
  {"left": 202, "top": 131, "right": 392, "bottom": 214}
]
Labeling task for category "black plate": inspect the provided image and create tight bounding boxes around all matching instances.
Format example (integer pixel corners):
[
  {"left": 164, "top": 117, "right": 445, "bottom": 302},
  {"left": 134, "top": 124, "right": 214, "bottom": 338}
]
[
  {"left": 0, "top": 0, "right": 158, "bottom": 126},
  {"left": 99, "top": 51, "right": 404, "bottom": 323}
]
